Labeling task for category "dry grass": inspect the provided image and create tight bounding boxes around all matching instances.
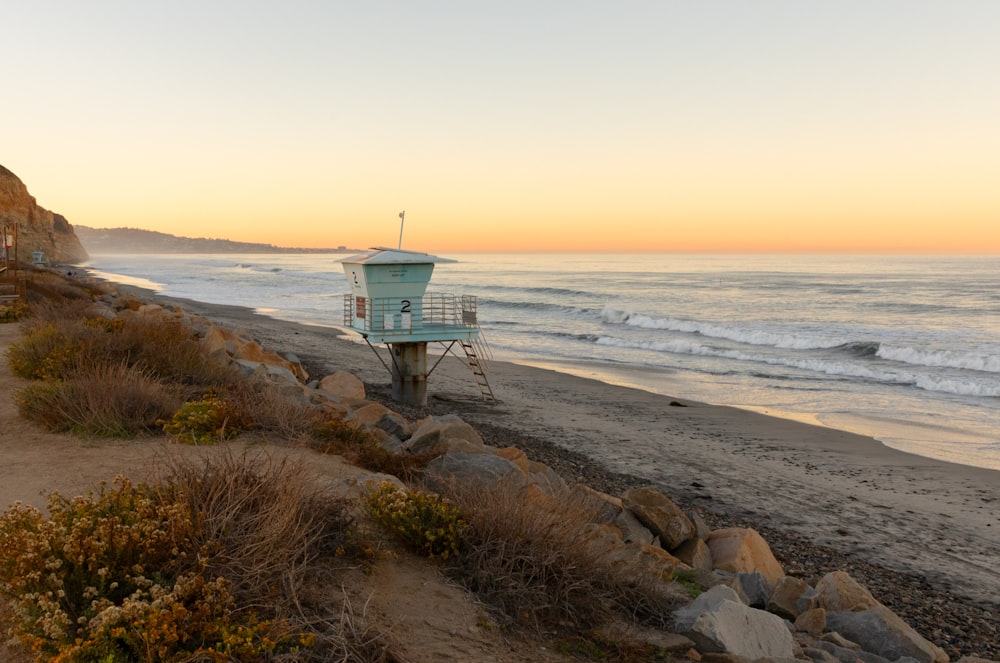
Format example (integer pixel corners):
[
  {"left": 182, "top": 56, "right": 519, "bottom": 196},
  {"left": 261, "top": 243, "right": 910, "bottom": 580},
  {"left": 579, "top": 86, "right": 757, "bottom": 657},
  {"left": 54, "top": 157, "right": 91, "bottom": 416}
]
[
  {"left": 158, "top": 450, "right": 354, "bottom": 614},
  {"left": 155, "top": 449, "right": 398, "bottom": 662},
  {"left": 442, "top": 481, "right": 676, "bottom": 635},
  {"left": 15, "top": 362, "right": 185, "bottom": 436}
]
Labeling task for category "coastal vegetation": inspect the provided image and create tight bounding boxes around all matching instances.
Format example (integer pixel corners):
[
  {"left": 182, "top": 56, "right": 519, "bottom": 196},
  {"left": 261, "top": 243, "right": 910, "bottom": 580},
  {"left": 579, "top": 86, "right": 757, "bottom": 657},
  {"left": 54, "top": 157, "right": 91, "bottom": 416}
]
[
  {"left": 2, "top": 270, "right": 993, "bottom": 662},
  {"left": 1, "top": 272, "right": 681, "bottom": 662}
]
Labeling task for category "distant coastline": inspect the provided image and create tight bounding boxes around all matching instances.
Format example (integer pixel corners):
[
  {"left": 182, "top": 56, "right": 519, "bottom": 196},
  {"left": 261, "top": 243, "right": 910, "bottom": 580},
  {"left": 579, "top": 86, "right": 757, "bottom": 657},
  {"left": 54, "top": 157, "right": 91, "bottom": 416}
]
[{"left": 74, "top": 226, "right": 356, "bottom": 255}]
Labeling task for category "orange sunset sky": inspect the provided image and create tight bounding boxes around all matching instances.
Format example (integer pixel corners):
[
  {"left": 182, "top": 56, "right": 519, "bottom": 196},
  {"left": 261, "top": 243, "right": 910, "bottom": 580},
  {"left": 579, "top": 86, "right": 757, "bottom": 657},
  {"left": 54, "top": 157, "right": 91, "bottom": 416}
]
[{"left": 5, "top": 2, "right": 999, "bottom": 253}]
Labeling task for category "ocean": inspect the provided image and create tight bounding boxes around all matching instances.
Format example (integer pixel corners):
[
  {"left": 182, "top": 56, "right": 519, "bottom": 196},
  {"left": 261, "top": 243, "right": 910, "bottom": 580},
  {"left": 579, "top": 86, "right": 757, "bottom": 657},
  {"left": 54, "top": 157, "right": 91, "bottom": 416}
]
[{"left": 81, "top": 252, "right": 1000, "bottom": 472}]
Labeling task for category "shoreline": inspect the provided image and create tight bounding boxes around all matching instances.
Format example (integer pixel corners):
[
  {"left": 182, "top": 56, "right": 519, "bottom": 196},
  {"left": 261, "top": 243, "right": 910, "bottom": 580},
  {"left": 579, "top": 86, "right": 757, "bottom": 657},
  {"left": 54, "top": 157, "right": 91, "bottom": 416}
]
[{"left": 109, "top": 282, "right": 1000, "bottom": 613}]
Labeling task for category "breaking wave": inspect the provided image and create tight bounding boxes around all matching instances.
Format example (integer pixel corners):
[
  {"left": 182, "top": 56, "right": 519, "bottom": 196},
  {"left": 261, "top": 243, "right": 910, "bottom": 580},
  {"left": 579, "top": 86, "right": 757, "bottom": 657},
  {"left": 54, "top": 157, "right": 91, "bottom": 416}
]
[
  {"left": 594, "top": 336, "right": 1000, "bottom": 398},
  {"left": 601, "top": 306, "right": 846, "bottom": 350}
]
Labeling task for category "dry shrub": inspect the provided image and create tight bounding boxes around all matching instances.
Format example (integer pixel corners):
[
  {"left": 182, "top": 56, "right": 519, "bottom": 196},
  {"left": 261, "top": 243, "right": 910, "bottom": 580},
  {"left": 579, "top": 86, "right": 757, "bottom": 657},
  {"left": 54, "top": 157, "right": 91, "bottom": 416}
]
[
  {"left": 443, "top": 481, "right": 673, "bottom": 635},
  {"left": 5, "top": 317, "right": 96, "bottom": 380},
  {"left": 112, "top": 313, "right": 244, "bottom": 388},
  {"left": 15, "top": 362, "right": 184, "bottom": 437},
  {"left": 158, "top": 450, "right": 355, "bottom": 615},
  {"left": 309, "top": 420, "right": 435, "bottom": 482},
  {"left": 21, "top": 272, "right": 94, "bottom": 303},
  {"left": 223, "top": 379, "right": 323, "bottom": 440},
  {"left": 157, "top": 449, "right": 397, "bottom": 661}
]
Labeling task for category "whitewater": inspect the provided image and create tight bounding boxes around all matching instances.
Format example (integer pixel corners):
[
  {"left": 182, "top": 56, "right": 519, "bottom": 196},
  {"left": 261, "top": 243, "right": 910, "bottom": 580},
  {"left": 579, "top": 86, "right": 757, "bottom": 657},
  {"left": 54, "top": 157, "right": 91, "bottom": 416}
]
[{"left": 82, "top": 252, "right": 1000, "bottom": 471}]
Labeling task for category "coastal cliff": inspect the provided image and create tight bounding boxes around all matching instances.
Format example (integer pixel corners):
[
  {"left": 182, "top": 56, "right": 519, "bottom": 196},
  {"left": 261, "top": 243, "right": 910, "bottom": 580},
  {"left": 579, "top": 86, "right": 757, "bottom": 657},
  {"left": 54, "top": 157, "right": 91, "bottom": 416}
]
[{"left": 0, "top": 165, "right": 88, "bottom": 264}]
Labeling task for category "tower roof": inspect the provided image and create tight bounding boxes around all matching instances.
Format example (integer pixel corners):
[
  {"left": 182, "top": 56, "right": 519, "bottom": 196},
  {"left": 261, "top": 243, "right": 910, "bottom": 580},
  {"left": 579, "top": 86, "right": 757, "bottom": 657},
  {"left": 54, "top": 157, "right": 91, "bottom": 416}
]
[{"left": 340, "top": 247, "right": 457, "bottom": 265}]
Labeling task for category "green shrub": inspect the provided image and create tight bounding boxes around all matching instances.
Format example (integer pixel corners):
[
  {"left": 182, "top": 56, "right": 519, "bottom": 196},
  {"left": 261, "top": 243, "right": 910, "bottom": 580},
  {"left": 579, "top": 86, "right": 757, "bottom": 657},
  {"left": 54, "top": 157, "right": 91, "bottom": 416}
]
[
  {"left": 363, "top": 481, "right": 464, "bottom": 560},
  {"left": 159, "top": 392, "right": 248, "bottom": 444}
]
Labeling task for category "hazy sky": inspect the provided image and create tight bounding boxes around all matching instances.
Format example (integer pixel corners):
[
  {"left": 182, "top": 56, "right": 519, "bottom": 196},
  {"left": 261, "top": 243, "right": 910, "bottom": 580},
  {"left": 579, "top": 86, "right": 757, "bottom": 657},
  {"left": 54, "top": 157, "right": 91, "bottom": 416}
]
[{"left": 5, "top": 1, "right": 999, "bottom": 253}]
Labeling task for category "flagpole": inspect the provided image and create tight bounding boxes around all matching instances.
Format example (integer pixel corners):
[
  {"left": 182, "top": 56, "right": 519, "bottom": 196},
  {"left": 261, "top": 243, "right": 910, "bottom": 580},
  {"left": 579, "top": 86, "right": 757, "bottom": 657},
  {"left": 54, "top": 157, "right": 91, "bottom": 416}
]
[{"left": 397, "top": 211, "right": 405, "bottom": 249}]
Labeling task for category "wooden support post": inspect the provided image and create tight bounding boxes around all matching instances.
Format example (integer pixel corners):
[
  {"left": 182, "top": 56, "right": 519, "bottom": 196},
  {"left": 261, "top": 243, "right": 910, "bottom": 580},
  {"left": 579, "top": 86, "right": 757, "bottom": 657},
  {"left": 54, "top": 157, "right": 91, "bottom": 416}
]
[{"left": 390, "top": 342, "right": 428, "bottom": 407}]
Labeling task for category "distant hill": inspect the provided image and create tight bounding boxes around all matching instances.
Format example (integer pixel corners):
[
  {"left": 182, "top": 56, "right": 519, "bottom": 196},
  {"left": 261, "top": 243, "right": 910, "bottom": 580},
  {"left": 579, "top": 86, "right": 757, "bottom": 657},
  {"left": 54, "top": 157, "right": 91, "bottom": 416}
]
[{"left": 75, "top": 226, "right": 354, "bottom": 255}]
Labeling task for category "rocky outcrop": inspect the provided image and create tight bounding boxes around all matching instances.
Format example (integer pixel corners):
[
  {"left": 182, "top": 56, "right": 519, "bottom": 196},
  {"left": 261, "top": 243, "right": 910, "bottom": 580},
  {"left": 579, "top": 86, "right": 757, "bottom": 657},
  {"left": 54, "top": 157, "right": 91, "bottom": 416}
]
[{"left": 0, "top": 166, "right": 88, "bottom": 264}]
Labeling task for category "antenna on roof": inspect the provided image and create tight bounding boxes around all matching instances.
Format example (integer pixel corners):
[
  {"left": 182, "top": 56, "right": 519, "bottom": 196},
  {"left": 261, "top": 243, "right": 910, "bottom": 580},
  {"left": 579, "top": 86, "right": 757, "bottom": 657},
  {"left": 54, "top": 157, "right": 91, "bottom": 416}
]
[{"left": 397, "top": 211, "right": 405, "bottom": 249}]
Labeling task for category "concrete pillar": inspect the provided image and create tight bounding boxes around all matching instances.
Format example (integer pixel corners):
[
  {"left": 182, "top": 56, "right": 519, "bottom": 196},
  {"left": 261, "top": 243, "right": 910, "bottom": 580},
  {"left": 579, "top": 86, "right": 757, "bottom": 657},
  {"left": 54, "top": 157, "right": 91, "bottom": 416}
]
[{"left": 390, "top": 342, "right": 427, "bottom": 407}]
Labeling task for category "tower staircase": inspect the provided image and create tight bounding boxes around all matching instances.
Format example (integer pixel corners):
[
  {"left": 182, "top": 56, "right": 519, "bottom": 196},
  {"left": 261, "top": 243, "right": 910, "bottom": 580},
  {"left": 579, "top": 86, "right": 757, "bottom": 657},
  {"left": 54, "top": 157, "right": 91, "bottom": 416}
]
[{"left": 459, "top": 335, "right": 495, "bottom": 403}]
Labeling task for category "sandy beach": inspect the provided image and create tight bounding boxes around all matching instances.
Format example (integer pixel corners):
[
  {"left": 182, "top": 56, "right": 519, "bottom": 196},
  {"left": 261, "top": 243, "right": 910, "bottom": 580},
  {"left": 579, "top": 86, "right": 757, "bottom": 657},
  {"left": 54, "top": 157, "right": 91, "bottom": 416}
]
[{"left": 91, "top": 287, "right": 996, "bottom": 611}]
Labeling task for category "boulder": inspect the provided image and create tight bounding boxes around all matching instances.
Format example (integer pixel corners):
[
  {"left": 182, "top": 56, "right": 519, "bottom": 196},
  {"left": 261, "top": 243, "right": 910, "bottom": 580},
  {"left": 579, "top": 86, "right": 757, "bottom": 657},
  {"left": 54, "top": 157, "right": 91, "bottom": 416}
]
[
  {"left": 675, "top": 591, "right": 795, "bottom": 658},
  {"left": 422, "top": 451, "right": 526, "bottom": 492},
  {"left": 673, "top": 538, "right": 713, "bottom": 571},
  {"left": 733, "top": 571, "right": 773, "bottom": 609},
  {"left": 571, "top": 484, "right": 623, "bottom": 523},
  {"left": 768, "top": 575, "right": 812, "bottom": 619},
  {"left": 599, "top": 539, "right": 683, "bottom": 583},
  {"left": 234, "top": 359, "right": 299, "bottom": 385},
  {"left": 690, "top": 509, "right": 712, "bottom": 540},
  {"left": 826, "top": 604, "right": 949, "bottom": 663},
  {"left": 83, "top": 301, "right": 117, "bottom": 320},
  {"left": 673, "top": 585, "right": 745, "bottom": 631},
  {"left": 706, "top": 527, "right": 784, "bottom": 585},
  {"left": 813, "top": 640, "right": 891, "bottom": 663},
  {"left": 794, "top": 607, "right": 826, "bottom": 636},
  {"left": 405, "top": 414, "right": 486, "bottom": 456},
  {"left": 318, "top": 370, "right": 366, "bottom": 401},
  {"left": 349, "top": 402, "right": 393, "bottom": 429},
  {"left": 802, "top": 647, "right": 842, "bottom": 663},
  {"left": 621, "top": 487, "right": 695, "bottom": 550},
  {"left": 812, "top": 571, "right": 878, "bottom": 612},
  {"left": 614, "top": 508, "right": 658, "bottom": 546},
  {"left": 375, "top": 411, "right": 413, "bottom": 439}
]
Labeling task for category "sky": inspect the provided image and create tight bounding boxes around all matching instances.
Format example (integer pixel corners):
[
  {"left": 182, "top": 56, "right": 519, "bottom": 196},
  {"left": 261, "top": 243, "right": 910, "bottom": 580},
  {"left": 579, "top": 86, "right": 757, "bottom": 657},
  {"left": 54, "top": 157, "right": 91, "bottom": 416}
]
[{"left": 4, "top": 1, "right": 999, "bottom": 253}]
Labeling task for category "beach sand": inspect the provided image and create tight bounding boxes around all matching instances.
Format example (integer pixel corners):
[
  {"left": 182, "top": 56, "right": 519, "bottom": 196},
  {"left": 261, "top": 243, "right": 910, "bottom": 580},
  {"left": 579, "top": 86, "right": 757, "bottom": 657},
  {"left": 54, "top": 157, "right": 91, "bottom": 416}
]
[{"left": 92, "top": 287, "right": 996, "bottom": 612}]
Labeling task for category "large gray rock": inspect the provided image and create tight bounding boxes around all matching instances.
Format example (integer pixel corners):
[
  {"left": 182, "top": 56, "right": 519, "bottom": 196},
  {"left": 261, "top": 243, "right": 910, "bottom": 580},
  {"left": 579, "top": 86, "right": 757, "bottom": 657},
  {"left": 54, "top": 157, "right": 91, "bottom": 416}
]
[
  {"left": 826, "top": 604, "right": 949, "bottom": 663},
  {"left": 422, "top": 451, "right": 526, "bottom": 492},
  {"left": 734, "top": 571, "right": 773, "bottom": 608},
  {"left": 673, "top": 585, "right": 744, "bottom": 631},
  {"left": 622, "top": 487, "right": 694, "bottom": 550},
  {"left": 814, "top": 640, "right": 892, "bottom": 663},
  {"left": 680, "top": 598, "right": 796, "bottom": 658},
  {"left": 405, "top": 414, "right": 486, "bottom": 456}
]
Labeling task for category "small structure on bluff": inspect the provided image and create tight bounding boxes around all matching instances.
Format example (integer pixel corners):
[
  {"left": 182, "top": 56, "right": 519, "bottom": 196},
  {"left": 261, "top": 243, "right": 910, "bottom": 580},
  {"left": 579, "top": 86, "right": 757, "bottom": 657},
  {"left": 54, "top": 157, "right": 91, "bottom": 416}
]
[{"left": 341, "top": 247, "right": 492, "bottom": 406}]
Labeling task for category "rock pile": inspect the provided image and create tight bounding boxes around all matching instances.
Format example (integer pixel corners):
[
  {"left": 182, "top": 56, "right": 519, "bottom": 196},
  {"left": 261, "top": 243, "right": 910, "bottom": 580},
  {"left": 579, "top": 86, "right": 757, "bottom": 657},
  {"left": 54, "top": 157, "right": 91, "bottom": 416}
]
[{"left": 89, "top": 288, "right": 999, "bottom": 663}]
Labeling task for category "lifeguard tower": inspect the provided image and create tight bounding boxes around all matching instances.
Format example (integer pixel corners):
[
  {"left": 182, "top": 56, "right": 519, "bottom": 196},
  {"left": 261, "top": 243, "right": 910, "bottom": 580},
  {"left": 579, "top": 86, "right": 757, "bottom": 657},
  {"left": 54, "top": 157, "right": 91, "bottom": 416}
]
[{"left": 341, "top": 246, "right": 493, "bottom": 406}]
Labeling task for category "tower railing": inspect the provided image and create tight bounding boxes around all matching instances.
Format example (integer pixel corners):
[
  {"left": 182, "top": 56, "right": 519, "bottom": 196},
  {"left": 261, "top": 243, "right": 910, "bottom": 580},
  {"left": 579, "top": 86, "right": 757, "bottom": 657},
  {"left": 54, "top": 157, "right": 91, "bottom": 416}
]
[{"left": 343, "top": 293, "right": 479, "bottom": 336}]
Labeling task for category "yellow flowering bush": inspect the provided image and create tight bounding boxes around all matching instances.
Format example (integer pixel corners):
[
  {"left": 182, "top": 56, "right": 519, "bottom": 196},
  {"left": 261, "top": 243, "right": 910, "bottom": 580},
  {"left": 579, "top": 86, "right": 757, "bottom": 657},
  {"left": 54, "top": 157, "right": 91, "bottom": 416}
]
[
  {"left": 363, "top": 481, "right": 464, "bottom": 560},
  {"left": 159, "top": 393, "right": 245, "bottom": 444},
  {"left": 0, "top": 476, "right": 315, "bottom": 662},
  {"left": 0, "top": 300, "right": 28, "bottom": 323},
  {"left": 5, "top": 321, "right": 83, "bottom": 380}
]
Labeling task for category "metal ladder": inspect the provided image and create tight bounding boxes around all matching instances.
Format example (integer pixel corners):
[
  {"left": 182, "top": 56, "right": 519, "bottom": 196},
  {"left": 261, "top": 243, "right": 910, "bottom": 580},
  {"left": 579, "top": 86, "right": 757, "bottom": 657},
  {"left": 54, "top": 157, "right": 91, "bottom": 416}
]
[{"left": 460, "top": 337, "right": 495, "bottom": 403}]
